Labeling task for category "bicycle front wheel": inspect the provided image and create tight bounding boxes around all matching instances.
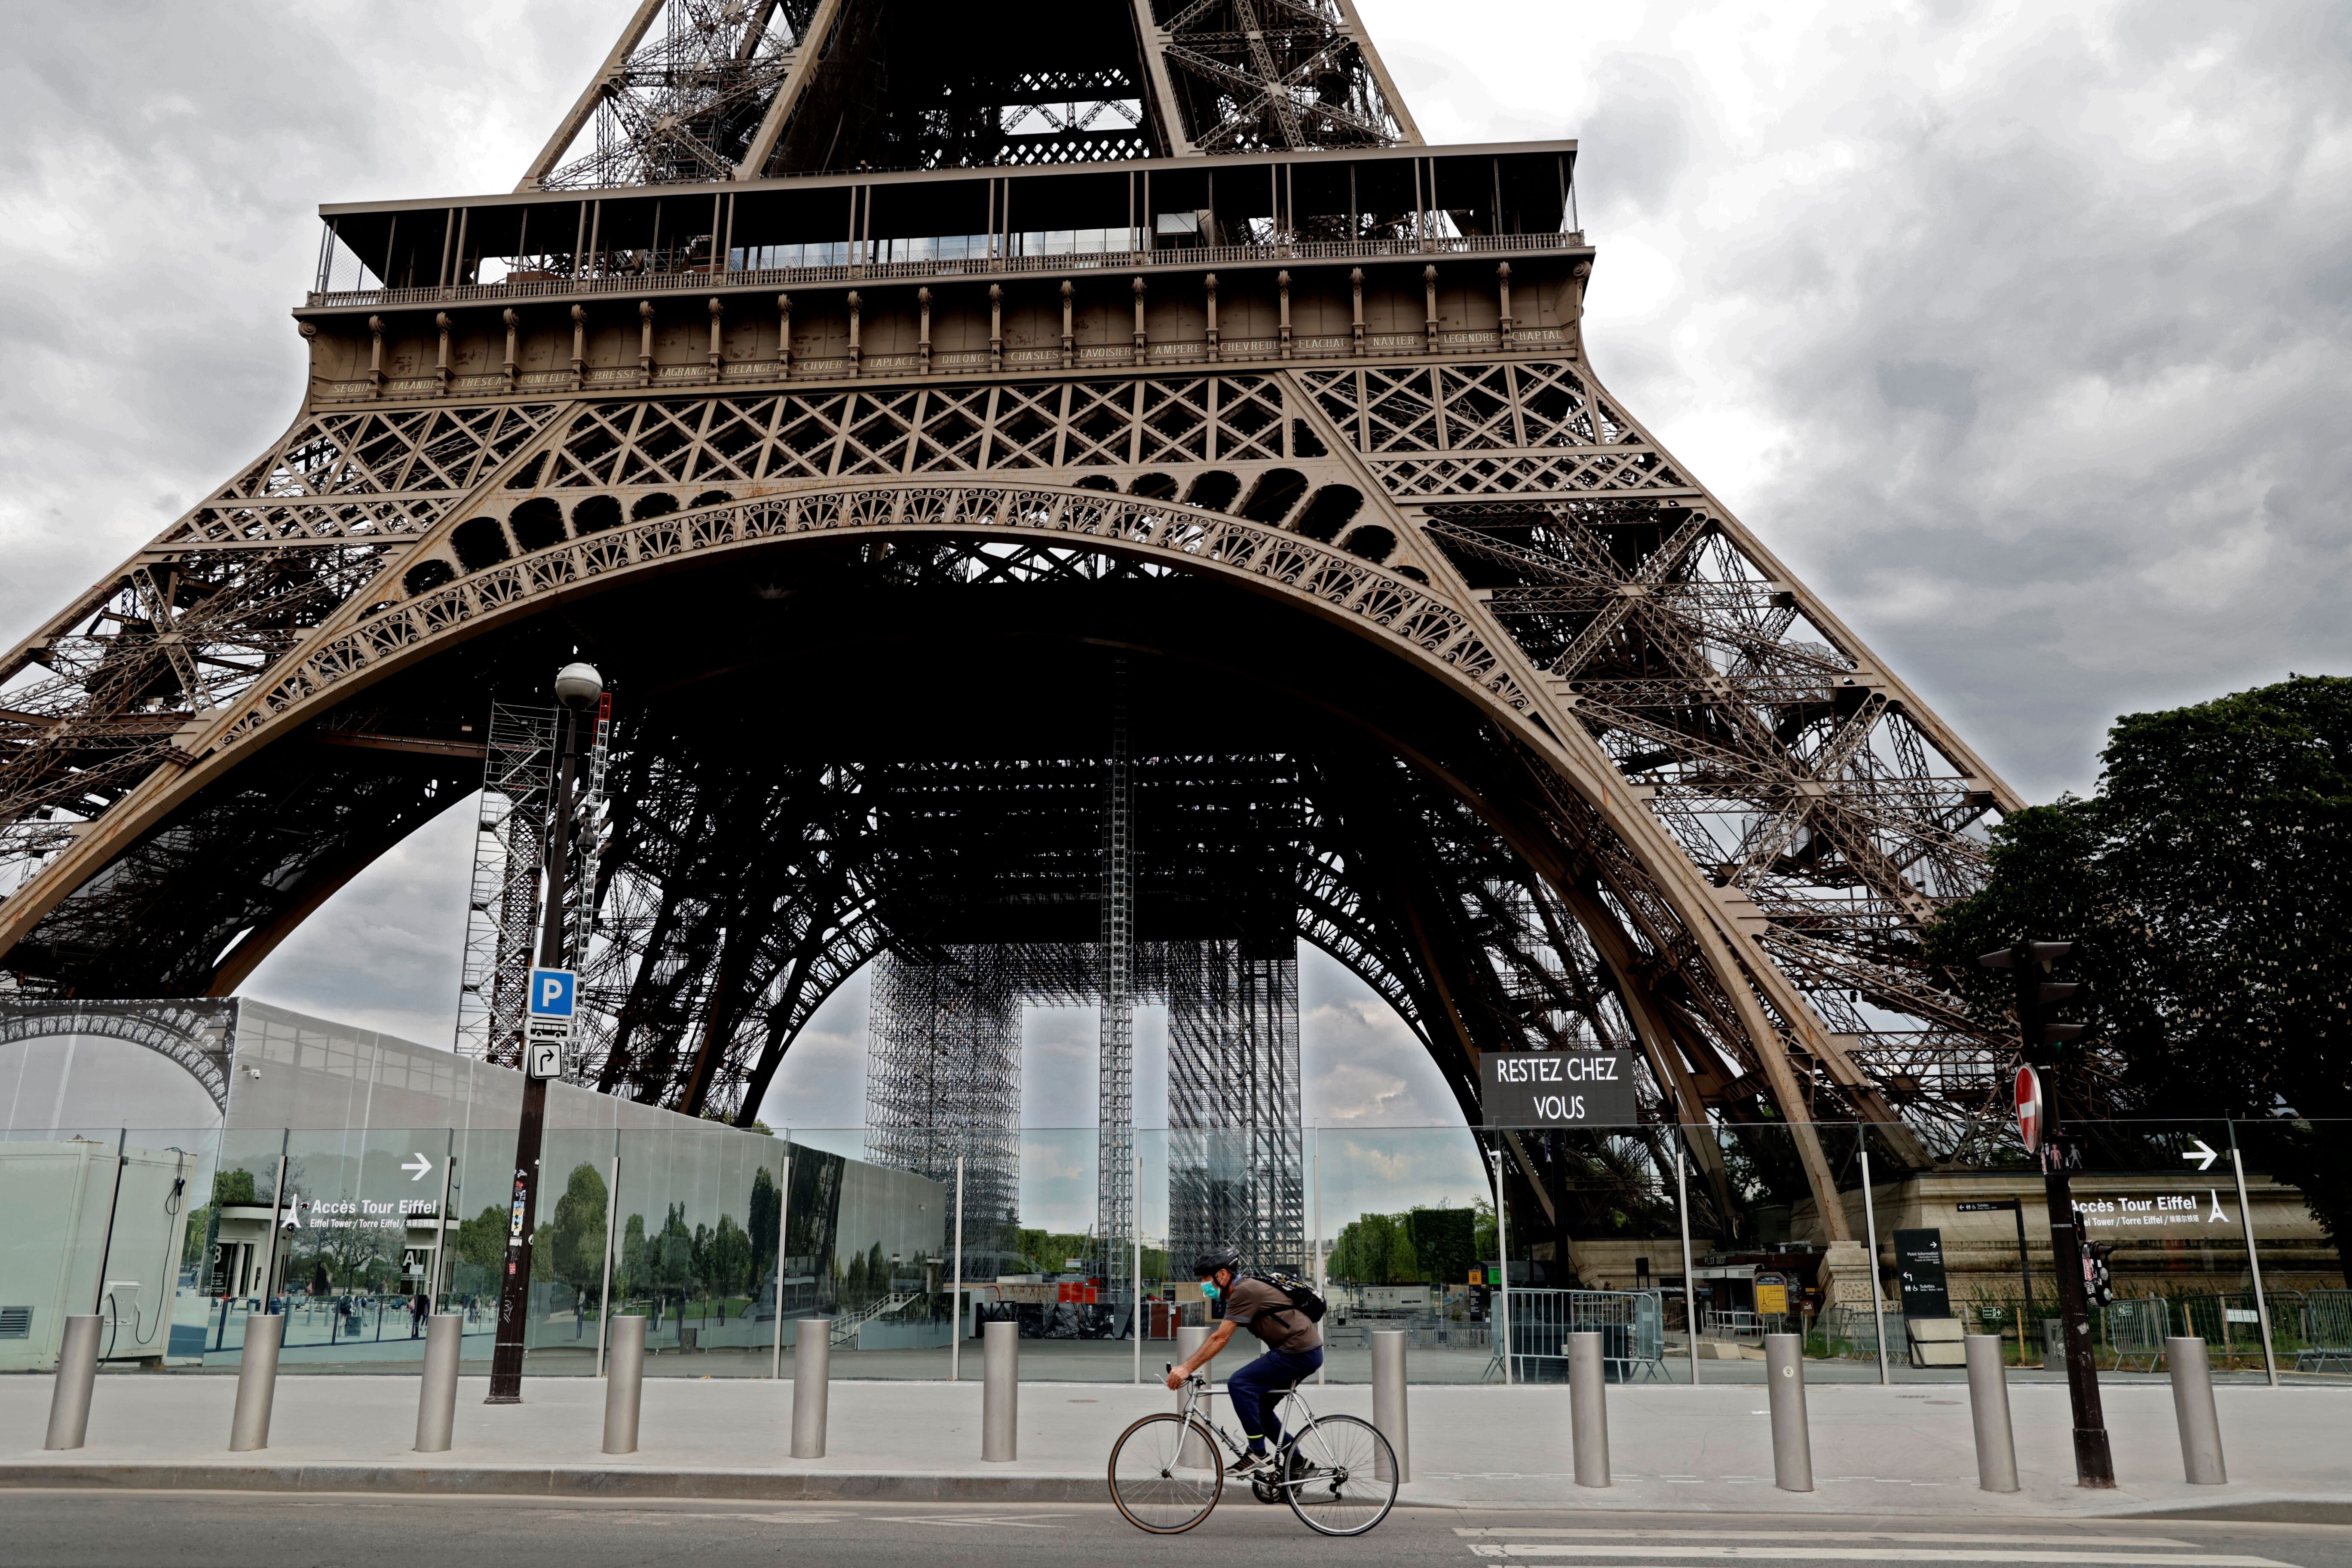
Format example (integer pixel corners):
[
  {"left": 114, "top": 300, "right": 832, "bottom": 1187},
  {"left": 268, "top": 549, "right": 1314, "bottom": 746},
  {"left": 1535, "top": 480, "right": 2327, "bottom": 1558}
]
[
  {"left": 1284, "top": 1414, "right": 1399, "bottom": 1537},
  {"left": 1108, "top": 1412, "right": 1225, "bottom": 1534}
]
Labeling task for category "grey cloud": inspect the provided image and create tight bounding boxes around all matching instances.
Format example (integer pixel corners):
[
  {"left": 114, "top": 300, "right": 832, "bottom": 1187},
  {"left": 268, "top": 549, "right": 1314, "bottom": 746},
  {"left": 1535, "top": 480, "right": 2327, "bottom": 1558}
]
[
  {"left": 1570, "top": 55, "right": 1702, "bottom": 225},
  {"left": 1536, "top": 2, "right": 2352, "bottom": 796},
  {"left": 1874, "top": 360, "right": 1978, "bottom": 427},
  {"left": 11, "top": 2, "right": 2350, "bottom": 1130}
]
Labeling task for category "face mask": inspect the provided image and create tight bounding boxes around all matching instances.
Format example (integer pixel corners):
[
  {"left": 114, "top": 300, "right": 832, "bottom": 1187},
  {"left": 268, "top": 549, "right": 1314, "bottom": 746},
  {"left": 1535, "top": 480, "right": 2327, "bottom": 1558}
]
[{"left": 1199, "top": 1280, "right": 1221, "bottom": 1300}]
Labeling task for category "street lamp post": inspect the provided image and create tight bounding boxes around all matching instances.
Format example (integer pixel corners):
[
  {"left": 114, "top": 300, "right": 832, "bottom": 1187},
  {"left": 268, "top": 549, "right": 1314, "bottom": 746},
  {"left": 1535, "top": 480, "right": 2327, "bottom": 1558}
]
[{"left": 487, "top": 661, "right": 603, "bottom": 1404}]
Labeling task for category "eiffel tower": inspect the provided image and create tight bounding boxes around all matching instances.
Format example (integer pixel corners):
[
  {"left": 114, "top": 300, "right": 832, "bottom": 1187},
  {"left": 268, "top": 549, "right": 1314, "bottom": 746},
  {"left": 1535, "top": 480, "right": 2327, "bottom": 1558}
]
[{"left": 0, "top": 0, "right": 2025, "bottom": 1245}]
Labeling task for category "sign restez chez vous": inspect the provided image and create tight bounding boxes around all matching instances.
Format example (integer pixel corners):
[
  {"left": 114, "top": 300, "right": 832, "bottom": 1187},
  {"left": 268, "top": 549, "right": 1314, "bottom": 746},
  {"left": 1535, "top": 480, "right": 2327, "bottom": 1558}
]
[{"left": 1480, "top": 1050, "right": 1640, "bottom": 1127}]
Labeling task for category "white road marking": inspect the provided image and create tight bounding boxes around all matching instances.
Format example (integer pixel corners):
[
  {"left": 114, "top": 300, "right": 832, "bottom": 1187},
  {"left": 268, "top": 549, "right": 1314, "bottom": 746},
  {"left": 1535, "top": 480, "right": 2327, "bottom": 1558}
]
[
  {"left": 530, "top": 1510, "right": 849, "bottom": 1524},
  {"left": 1454, "top": 1532, "right": 2207, "bottom": 1548},
  {"left": 1461, "top": 1548, "right": 2292, "bottom": 1566},
  {"left": 868, "top": 1512, "right": 1072, "bottom": 1529}
]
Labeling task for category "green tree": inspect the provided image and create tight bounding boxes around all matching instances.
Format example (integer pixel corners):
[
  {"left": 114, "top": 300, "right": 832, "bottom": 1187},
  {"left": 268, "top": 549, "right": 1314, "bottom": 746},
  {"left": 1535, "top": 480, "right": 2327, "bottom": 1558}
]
[
  {"left": 1406, "top": 1206, "right": 1476, "bottom": 1287},
  {"left": 748, "top": 1167, "right": 781, "bottom": 1287},
  {"left": 652, "top": 1203, "right": 695, "bottom": 1315},
  {"left": 212, "top": 1169, "right": 258, "bottom": 1206},
  {"left": 707, "top": 1214, "right": 754, "bottom": 1318},
  {"left": 1927, "top": 675, "right": 2352, "bottom": 1273},
  {"left": 542, "top": 1162, "right": 609, "bottom": 1306},
  {"left": 455, "top": 1204, "right": 508, "bottom": 1272},
  {"left": 616, "top": 1213, "right": 649, "bottom": 1299},
  {"left": 1330, "top": 1213, "right": 1422, "bottom": 1283},
  {"left": 690, "top": 1222, "right": 714, "bottom": 1306},
  {"left": 1015, "top": 1228, "right": 1093, "bottom": 1275}
]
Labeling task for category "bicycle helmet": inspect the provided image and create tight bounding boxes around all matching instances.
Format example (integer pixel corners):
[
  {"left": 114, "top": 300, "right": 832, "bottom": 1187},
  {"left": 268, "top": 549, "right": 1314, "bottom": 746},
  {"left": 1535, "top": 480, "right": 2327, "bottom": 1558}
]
[{"left": 1191, "top": 1246, "right": 1242, "bottom": 1278}]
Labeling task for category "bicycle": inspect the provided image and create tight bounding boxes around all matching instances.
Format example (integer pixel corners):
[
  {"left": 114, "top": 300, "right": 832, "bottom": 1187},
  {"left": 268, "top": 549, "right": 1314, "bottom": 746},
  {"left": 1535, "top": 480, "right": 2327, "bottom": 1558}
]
[{"left": 1106, "top": 1366, "right": 1399, "bottom": 1536}]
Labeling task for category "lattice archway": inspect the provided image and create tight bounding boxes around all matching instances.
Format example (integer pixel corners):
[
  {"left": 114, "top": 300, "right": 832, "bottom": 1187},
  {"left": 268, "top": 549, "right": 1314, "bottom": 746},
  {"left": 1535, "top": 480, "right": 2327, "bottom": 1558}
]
[
  {"left": 0, "top": 475, "right": 1943, "bottom": 1221},
  {"left": 0, "top": 998, "right": 239, "bottom": 1116}
]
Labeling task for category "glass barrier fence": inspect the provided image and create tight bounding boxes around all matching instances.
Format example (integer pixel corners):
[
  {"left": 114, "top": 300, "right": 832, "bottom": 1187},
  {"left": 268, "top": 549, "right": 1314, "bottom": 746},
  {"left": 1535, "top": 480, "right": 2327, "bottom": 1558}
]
[{"left": 2, "top": 1121, "right": 2343, "bottom": 1385}]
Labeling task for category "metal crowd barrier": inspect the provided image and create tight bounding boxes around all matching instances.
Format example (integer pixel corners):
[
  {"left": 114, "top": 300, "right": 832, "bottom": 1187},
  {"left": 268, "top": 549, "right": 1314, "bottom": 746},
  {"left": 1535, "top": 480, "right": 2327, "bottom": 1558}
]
[
  {"left": 1703, "top": 1308, "right": 1764, "bottom": 1343},
  {"left": 1819, "top": 1306, "right": 1908, "bottom": 1363},
  {"left": 2104, "top": 1298, "right": 2169, "bottom": 1373},
  {"left": 2299, "top": 1290, "right": 2352, "bottom": 1374},
  {"left": 1494, "top": 1289, "right": 1668, "bottom": 1383}
]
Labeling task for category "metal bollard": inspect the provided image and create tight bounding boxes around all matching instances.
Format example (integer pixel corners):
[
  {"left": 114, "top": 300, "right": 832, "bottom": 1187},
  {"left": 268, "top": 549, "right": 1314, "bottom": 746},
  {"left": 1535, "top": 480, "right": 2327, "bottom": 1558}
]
[
  {"left": 1174, "top": 1324, "right": 1213, "bottom": 1468},
  {"left": 415, "top": 1314, "right": 463, "bottom": 1453},
  {"left": 600, "top": 1315, "right": 646, "bottom": 1455},
  {"left": 229, "top": 1312, "right": 285, "bottom": 1453},
  {"left": 2166, "top": 1336, "right": 2226, "bottom": 1485},
  {"left": 791, "top": 1319, "right": 830, "bottom": 1459},
  {"left": 982, "top": 1319, "right": 1019, "bottom": 1461},
  {"left": 1963, "top": 1334, "right": 2018, "bottom": 1493},
  {"left": 1568, "top": 1329, "right": 1609, "bottom": 1488},
  {"left": 1371, "top": 1329, "right": 1411, "bottom": 1482},
  {"left": 44, "top": 1315, "right": 102, "bottom": 1451},
  {"left": 1764, "top": 1332, "right": 1813, "bottom": 1492}
]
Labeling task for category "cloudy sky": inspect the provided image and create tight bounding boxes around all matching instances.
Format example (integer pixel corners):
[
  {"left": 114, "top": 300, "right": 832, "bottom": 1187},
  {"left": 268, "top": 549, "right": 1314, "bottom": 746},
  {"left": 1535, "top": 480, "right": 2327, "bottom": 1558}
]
[{"left": 4, "top": 2, "right": 2346, "bottom": 1131}]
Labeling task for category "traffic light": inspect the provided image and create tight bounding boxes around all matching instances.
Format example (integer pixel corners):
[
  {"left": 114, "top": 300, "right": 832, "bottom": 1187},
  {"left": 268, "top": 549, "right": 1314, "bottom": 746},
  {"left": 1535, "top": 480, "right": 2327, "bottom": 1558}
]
[
  {"left": 2082, "top": 1239, "right": 2116, "bottom": 1309},
  {"left": 1978, "top": 940, "right": 2087, "bottom": 1067}
]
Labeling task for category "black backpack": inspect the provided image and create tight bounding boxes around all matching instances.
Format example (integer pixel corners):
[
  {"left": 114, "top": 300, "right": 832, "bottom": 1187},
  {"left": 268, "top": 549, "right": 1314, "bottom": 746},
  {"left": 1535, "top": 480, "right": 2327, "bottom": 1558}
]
[{"left": 1246, "top": 1268, "right": 1327, "bottom": 1324}]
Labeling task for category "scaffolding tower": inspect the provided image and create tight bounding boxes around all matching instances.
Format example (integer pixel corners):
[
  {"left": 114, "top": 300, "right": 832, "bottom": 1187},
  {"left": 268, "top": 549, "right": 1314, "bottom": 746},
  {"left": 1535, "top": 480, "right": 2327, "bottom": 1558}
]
[
  {"left": 453, "top": 698, "right": 614, "bottom": 1075},
  {"left": 1169, "top": 942, "right": 1305, "bottom": 1275},
  {"left": 865, "top": 938, "right": 1303, "bottom": 1307},
  {"left": 1096, "top": 670, "right": 1133, "bottom": 1295},
  {"left": 866, "top": 947, "right": 1025, "bottom": 1280},
  {"left": 453, "top": 704, "right": 558, "bottom": 1068}
]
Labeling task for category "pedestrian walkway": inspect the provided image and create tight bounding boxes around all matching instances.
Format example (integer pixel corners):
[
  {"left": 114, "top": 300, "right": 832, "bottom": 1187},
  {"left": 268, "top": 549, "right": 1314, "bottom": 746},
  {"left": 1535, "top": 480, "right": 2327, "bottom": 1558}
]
[{"left": 3, "top": 1375, "right": 2343, "bottom": 1519}]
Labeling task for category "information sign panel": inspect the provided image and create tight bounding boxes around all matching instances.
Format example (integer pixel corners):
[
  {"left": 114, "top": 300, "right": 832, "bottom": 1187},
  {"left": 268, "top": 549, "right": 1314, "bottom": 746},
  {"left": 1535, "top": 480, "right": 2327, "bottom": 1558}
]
[
  {"left": 1480, "top": 1050, "right": 1639, "bottom": 1127},
  {"left": 1893, "top": 1227, "right": 1952, "bottom": 1318}
]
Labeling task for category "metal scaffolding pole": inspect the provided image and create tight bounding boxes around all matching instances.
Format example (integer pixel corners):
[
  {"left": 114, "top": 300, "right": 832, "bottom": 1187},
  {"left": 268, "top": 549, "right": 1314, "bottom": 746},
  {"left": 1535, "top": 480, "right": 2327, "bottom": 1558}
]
[{"left": 1097, "top": 661, "right": 1133, "bottom": 1296}]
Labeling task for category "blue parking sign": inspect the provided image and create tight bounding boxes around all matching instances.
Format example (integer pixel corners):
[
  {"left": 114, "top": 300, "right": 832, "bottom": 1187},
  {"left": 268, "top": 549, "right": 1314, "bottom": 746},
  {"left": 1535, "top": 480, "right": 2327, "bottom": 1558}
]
[{"left": 528, "top": 968, "right": 576, "bottom": 1019}]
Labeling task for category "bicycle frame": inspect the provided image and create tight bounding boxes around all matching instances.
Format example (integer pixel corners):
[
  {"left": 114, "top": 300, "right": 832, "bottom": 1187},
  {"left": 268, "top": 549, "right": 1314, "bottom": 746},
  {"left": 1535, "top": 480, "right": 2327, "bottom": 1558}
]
[{"left": 1173, "top": 1372, "right": 1323, "bottom": 1490}]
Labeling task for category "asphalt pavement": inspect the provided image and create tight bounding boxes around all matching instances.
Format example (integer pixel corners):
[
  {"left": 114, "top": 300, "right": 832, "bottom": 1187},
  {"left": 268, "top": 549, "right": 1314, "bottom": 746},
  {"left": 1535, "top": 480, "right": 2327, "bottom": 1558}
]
[{"left": 6, "top": 1494, "right": 2350, "bottom": 1568}]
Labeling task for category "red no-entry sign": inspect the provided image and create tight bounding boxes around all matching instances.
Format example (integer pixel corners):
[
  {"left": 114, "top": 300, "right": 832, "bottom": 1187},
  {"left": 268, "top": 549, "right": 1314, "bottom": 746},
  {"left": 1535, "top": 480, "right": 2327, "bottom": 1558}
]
[{"left": 2015, "top": 1065, "right": 2043, "bottom": 1152}]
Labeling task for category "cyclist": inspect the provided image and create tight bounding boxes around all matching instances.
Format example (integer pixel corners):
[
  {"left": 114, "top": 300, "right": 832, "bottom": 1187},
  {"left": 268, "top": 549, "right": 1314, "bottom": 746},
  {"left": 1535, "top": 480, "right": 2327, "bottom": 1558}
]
[{"left": 1164, "top": 1246, "right": 1323, "bottom": 1479}]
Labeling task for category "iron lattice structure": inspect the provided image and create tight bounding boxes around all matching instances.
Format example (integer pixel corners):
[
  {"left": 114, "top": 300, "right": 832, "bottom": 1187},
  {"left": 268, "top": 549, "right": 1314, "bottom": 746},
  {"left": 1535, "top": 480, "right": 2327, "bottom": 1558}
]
[
  {"left": 867, "top": 946, "right": 1024, "bottom": 1278},
  {"left": 453, "top": 698, "right": 614, "bottom": 1072},
  {"left": 1167, "top": 940, "right": 1304, "bottom": 1274},
  {"left": 1097, "top": 664, "right": 1134, "bottom": 1284},
  {"left": 518, "top": 0, "right": 1412, "bottom": 187},
  {"left": 865, "top": 937, "right": 1304, "bottom": 1285},
  {"left": 0, "top": 0, "right": 2047, "bottom": 1245},
  {"left": 452, "top": 703, "right": 556, "bottom": 1066}
]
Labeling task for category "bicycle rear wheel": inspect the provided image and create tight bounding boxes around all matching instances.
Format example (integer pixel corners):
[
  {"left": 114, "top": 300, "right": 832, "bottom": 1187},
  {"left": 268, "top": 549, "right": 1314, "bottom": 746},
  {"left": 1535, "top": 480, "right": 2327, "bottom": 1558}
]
[
  {"left": 1283, "top": 1414, "right": 1398, "bottom": 1537},
  {"left": 1108, "top": 1412, "right": 1224, "bottom": 1534}
]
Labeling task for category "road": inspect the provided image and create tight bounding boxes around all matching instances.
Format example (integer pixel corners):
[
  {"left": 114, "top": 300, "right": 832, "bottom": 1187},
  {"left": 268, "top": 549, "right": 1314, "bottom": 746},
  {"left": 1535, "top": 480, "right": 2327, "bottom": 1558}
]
[{"left": 5, "top": 1494, "right": 2349, "bottom": 1568}]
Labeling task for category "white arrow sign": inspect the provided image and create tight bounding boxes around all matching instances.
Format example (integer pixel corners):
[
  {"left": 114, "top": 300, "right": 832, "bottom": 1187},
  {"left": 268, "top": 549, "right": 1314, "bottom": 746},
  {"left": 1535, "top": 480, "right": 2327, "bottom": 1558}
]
[
  {"left": 402, "top": 1153, "right": 433, "bottom": 1182},
  {"left": 2182, "top": 1136, "right": 2218, "bottom": 1172}
]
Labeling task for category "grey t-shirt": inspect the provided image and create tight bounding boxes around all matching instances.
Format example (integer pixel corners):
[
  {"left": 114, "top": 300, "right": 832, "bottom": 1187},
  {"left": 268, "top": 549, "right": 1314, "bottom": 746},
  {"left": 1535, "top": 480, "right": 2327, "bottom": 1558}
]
[{"left": 1219, "top": 1275, "right": 1322, "bottom": 1353}]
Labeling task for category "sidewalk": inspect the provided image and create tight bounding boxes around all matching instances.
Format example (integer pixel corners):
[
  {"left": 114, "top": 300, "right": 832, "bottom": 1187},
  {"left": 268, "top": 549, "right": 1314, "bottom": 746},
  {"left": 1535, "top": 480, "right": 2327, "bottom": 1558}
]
[{"left": 3, "top": 1372, "right": 2344, "bottom": 1518}]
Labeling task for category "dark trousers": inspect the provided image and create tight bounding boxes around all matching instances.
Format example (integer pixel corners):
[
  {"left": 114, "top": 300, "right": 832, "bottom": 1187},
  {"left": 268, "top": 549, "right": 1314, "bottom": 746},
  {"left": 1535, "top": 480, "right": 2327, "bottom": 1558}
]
[{"left": 1227, "top": 1345, "right": 1324, "bottom": 1451}]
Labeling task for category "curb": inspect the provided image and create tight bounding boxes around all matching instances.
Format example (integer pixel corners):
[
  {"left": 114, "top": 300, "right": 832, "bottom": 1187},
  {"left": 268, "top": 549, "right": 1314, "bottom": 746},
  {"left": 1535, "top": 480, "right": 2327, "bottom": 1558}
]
[
  {"left": 2110, "top": 1498, "right": 2352, "bottom": 1528},
  {"left": 5, "top": 1465, "right": 2344, "bottom": 1523},
  {"left": 0, "top": 1462, "right": 1112, "bottom": 1502}
]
